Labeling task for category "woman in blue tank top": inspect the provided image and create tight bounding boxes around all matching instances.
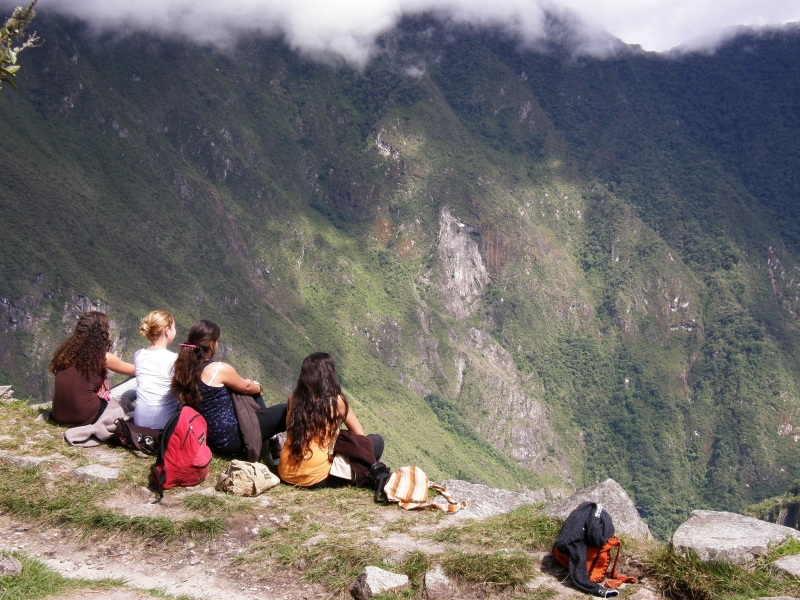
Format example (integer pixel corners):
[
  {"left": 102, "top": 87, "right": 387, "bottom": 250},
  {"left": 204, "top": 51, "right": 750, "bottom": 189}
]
[{"left": 171, "top": 320, "right": 286, "bottom": 456}]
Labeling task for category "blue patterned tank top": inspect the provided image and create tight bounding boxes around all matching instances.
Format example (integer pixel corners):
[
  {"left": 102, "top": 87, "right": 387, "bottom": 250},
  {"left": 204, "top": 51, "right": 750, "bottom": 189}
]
[{"left": 198, "top": 363, "right": 241, "bottom": 454}]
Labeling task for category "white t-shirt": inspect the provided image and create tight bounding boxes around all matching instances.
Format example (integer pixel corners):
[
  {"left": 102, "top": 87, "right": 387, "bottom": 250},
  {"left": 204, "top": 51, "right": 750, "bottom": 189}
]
[{"left": 133, "top": 348, "right": 179, "bottom": 429}]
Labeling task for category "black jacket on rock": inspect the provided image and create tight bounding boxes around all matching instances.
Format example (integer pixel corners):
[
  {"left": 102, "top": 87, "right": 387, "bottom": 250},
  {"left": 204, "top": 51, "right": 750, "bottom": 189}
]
[{"left": 555, "top": 501, "right": 616, "bottom": 596}]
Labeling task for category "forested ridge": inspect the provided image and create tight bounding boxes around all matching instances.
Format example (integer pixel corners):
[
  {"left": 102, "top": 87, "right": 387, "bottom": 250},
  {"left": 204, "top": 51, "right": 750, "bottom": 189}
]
[{"left": 1, "top": 12, "right": 799, "bottom": 538}]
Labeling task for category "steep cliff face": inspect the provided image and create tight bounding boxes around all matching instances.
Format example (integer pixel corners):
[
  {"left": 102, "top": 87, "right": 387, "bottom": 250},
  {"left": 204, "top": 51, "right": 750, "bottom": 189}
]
[{"left": 436, "top": 208, "right": 490, "bottom": 320}]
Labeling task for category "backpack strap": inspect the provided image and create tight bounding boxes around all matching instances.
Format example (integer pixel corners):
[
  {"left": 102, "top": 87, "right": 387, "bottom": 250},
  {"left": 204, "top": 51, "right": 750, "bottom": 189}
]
[
  {"left": 150, "top": 406, "right": 182, "bottom": 501},
  {"left": 602, "top": 537, "right": 637, "bottom": 589}
]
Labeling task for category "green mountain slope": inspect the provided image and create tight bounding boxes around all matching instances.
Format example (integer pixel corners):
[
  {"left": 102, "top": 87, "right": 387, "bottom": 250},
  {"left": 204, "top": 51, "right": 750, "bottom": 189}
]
[{"left": 2, "top": 13, "right": 799, "bottom": 537}]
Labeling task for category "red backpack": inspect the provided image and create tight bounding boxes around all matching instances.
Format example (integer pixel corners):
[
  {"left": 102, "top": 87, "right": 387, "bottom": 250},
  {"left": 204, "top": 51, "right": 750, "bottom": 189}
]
[{"left": 150, "top": 406, "right": 212, "bottom": 498}]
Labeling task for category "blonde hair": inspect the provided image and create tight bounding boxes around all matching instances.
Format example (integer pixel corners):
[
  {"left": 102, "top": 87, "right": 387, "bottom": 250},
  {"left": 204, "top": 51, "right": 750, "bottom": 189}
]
[{"left": 139, "top": 310, "right": 174, "bottom": 343}]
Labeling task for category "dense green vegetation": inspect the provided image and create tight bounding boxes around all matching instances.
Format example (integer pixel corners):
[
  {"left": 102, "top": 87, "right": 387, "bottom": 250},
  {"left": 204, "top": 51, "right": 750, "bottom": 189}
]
[{"left": 1, "top": 13, "right": 799, "bottom": 539}]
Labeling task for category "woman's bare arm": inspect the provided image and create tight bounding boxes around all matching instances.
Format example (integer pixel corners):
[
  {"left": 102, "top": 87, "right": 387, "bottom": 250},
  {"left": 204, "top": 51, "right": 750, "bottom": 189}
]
[
  {"left": 339, "top": 396, "right": 364, "bottom": 435},
  {"left": 214, "top": 362, "right": 263, "bottom": 395},
  {"left": 105, "top": 352, "right": 135, "bottom": 376}
]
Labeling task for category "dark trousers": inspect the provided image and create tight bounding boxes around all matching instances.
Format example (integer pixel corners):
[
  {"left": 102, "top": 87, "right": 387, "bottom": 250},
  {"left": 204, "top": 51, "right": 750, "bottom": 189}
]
[
  {"left": 309, "top": 433, "right": 385, "bottom": 489},
  {"left": 253, "top": 399, "right": 287, "bottom": 440},
  {"left": 215, "top": 400, "right": 287, "bottom": 456}
]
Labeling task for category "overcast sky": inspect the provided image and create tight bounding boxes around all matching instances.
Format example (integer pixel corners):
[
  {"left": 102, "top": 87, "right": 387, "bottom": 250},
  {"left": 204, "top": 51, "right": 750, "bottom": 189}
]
[{"left": 6, "top": 0, "right": 799, "bottom": 66}]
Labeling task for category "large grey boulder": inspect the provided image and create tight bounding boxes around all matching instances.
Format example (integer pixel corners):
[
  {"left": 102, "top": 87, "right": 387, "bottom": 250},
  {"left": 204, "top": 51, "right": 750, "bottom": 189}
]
[
  {"left": 544, "top": 478, "right": 651, "bottom": 539},
  {"left": 435, "top": 479, "right": 542, "bottom": 520},
  {"left": 672, "top": 510, "right": 800, "bottom": 564},
  {"left": 350, "top": 566, "right": 409, "bottom": 599}
]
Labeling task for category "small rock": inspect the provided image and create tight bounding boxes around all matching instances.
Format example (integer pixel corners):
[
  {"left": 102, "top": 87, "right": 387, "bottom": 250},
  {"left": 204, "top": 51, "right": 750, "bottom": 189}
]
[
  {"left": 0, "top": 554, "right": 22, "bottom": 576},
  {"left": 73, "top": 464, "right": 119, "bottom": 484},
  {"left": 28, "top": 402, "right": 52, "bottom": 410},
  {"left": 673, "top": 510, "right": 800, "bottom": 564},
  {"left": 545, "top": 479, "right": 652, "bottom": 539},
  {"left": 423, "top": 565, "right": 452, "bottom": 599},
  {"left": 772, "top": 554, "right": 800, "bottom": 577},
  {"left": 302, "top": 533, "right": 328, "bottom": 548},
  {"left": 34, "top": 411, "right": 52, "bottom": 423},
  {"left": 629, "top": 589, "right": 663, "bottom": 599},
  {"left": 350, "top": 566, "right": 410, "bottom": 599},
  {"left": 0, "top": 452, "right": 58, "bottom": 468},
  {"left": 0, "top": 386, "right": 14, "bottom": 402}
]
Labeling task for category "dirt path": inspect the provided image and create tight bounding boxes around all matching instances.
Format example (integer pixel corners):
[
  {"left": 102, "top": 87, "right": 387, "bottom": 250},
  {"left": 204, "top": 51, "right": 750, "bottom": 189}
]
[{"left": 0, "top": 514, "right": 326, "bottom": 600}]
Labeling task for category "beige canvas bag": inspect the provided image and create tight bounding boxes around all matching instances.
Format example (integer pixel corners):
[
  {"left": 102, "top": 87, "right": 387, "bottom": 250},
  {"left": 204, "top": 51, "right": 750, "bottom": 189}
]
[
  {"left": 215, "top": 460, "right": 280, "bottom": 496},
  {"left": 383, "top": 466, "right": 466, "bottom": 513}
]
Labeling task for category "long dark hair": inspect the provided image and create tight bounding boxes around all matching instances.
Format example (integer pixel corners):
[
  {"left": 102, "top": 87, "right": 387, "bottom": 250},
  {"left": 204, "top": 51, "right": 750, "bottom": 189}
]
[
  {"left": 171, "top": 319, "right": 220, "bottom": 408},
  {"left": 49, "top": 311, "right": 111, "bottom": 378},
  {"left": 285, "top": 352, "right": 348, "bottom": 467}
]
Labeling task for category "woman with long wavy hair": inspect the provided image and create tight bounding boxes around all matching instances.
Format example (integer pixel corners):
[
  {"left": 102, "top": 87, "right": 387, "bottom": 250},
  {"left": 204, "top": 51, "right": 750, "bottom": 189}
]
[
  {"left": 49, "top": 311, "right": 135, "bottom": 426},
  {"left": 170, "top": 319, "right": 286, "bottom": 456},
  {"left": 278, "top": 352, "right": 384, "bottom": 487}
]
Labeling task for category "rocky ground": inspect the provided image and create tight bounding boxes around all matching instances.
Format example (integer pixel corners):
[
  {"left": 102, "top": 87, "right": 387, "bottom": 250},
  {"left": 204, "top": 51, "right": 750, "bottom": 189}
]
[
  {"left": 0, "top": 396, "right": 767, "bottom": 600},
  {"left": 0, "top": 442, "right": 660, "bottom": 599}
]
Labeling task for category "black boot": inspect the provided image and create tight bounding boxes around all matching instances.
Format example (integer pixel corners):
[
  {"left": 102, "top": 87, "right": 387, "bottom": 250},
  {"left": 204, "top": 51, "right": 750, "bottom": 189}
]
[{"left": 369, "top": 461, "right": 391, "bottom": 504}]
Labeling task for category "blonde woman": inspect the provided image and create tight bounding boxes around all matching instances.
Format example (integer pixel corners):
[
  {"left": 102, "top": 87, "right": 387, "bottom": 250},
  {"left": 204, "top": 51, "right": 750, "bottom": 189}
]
[{"left": 133, "top": 310, "right": 180, "bottom": 429}]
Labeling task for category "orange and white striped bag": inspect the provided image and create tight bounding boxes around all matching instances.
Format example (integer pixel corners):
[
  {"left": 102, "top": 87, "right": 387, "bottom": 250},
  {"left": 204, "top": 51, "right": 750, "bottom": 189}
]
[{"left": 383, "top": 466, "right": 466, "bottom": 513}]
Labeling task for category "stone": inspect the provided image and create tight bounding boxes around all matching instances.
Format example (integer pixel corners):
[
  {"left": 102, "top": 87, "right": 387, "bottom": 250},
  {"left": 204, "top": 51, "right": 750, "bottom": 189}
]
[
  {"left": 628, "top": 589, "right": 662, "bottom": 599},
  {"left": 350, "top": 566, "right": 410, "bottom": 599},
  {"left": 672, "top": 510, "right": 800, "bottom": 564},
  {"left": 73, "top": 464, "right": 119, "bottom": 484},
  {"left": 0, "top": 386, "right": 14, "bottom": 402},
  {"left": 373, "top": 533, "right": 447, "bottom": 562},
  {"left": 772, "top": 554, "right": 800, "bottom": 577},
  {"left": 545, "top": 478, "right": 652, "bottom": 539},
  {"left": 0, "top": 554, "right": 22, "bottom": 576},
  {"left": 302, "top": 533, "right": 328, "bottom": 548},
  {"left": 423, "top": 565, "right": 452, "bottom": 599},
  {"left": 0, "top": 451, "right": 61, "bottom": 468},
  {"left": 435, "top": 479, "right": 540, "bottom": 520},
  {"left": 34, "top": 411, "right": 52, "bottom": 423}
]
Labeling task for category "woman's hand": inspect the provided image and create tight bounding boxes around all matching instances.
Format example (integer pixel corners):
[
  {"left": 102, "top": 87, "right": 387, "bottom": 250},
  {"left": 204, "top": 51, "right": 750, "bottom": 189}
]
[{"left": 105, "top": 352, "right": 135, "bottom": 376}]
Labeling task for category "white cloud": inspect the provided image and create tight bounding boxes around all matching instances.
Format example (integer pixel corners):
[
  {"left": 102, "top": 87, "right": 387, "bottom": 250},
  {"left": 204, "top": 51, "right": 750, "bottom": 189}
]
[{"left": 3, "top": 0, "right": 798, "bottom": 65}]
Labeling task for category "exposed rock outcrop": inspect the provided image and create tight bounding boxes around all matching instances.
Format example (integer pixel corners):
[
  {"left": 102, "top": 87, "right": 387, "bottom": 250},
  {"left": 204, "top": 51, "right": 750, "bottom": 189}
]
[
  {"left": 545, "top": 478, "right": 651, "bottom": 539},
  {"left": 435, "top": 479, "right": 543, "bottom": 520},
  {"left": 436, "top": 208, "right": 489, "bottom": 320},
  {"left": 672, "top": 510, "right": 800, "bottom": 564}
]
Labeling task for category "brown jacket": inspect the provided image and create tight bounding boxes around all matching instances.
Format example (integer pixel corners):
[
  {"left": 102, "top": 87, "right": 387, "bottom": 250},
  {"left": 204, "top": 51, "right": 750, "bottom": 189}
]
[{"left": 230, "top": 392, "right": 263, "bottom": 462}]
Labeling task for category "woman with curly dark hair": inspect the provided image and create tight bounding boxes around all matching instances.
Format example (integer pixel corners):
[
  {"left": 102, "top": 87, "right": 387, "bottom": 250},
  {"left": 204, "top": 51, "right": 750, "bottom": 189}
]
[
  {"left": 171, "top": 319, "right": 286, "bottom": 456},
  {"left": 49, "top": 311, "right": 134, "bottom": 426},
  {"left": 278, "top": 352, "right": 384, "bottom": 487}
]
